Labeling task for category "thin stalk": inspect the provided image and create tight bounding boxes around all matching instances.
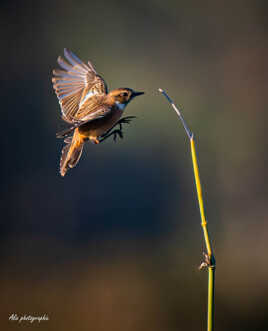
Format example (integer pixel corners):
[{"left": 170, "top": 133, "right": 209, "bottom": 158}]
[
  {"left": 208, "top": 266, "right": 215, "bottom": 331},
  {"left": 190, "top": 137, "right": 212, "bottom": 257},
  {"left": 159, "top": 88, "right": 216, "bottom": 331}
]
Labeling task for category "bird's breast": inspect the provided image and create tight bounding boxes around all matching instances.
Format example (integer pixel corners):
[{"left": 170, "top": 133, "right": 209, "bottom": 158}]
[{"left": 78, "top": 107, "right": 123, "bottom": 138}]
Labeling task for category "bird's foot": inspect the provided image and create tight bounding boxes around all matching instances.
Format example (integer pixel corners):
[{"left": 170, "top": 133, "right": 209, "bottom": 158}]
[
  {"left": 117, "top": 116, "right": 136, "bottom": 125},
  {"left": 112, "top": 129, "right": 123, "bottom": 142},
  {"left": 99, "top": 129, "right": 123, "bottom": 143},
  {"left": 98, "top": 116, "right": 136, "bottom": 144}
]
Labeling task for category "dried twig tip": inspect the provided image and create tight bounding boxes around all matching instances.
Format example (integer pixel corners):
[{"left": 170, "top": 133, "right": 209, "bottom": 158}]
[{"left": 158, "top": 88, "right": 192, "bottom": 140}]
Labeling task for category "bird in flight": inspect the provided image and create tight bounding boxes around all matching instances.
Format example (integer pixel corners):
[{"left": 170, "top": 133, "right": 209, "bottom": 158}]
[{"left": 52, "top": 49, "right": 144, "bottom": 176}]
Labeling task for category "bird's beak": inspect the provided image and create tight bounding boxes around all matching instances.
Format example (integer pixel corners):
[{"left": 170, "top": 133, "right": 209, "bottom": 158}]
[{"left": 132, "top": 91, "right": 144, "bottom": 97}]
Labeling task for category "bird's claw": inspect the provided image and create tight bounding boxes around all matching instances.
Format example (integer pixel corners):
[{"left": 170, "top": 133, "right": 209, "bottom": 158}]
[
  {"left": 117, "top": 116, "right": 136, "bottom": 125},
  {"left": 98, "top": 116, "right": 135, "bottom": 143},
  {"left": 99, "top": 128, "right": 123, "bottom": 143},
  {"left": 112, "top": 129, "right": 123, "bottom": 142}
]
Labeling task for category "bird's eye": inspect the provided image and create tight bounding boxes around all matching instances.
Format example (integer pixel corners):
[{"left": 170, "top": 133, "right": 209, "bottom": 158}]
[{"left": 121, "top": 92, "right": 128, "bottom": 97}]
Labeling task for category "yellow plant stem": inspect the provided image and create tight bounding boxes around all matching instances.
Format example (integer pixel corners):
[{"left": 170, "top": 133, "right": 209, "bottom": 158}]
[
  {"left": 158, "top": 88, "right": 216, "bottom": 331},
  {"left": 190, "top": 136, "right": 215, "bottom": 331},
  {"left": 208, "top": 266, "right": 215, "bottom": 331},
  {"left": 190, "top": 137, "right": 212, "bottom": 257}
]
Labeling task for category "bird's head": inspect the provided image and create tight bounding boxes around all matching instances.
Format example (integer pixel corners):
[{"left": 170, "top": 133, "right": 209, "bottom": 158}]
[{"left": 109, "top": 88, "right": 144, "bottom": 109}]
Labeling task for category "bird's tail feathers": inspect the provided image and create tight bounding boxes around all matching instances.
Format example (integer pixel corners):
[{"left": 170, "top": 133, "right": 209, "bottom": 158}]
[{"left": 60, "top": 131, "right": 84, "bottom": 176}]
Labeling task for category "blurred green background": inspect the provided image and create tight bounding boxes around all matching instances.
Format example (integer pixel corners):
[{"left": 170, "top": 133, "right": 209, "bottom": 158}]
[{"left": 1, "top": 0, "right": 268, "bottom": 330}]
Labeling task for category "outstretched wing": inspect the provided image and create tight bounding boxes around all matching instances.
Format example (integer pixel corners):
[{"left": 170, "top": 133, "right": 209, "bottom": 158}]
[{"left": 52, "top": 48, "right": 108, "bottom": 123}]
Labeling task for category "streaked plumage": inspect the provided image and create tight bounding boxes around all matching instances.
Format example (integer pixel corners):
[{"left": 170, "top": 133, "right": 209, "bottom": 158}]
[{"left": 52, "top": 49, "right": 144, "bottom": 176}]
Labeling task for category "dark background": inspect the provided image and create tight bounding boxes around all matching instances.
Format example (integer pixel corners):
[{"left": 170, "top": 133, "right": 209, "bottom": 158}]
[{"left": 1, "top": 0, "right": 268, "bottom": 330}]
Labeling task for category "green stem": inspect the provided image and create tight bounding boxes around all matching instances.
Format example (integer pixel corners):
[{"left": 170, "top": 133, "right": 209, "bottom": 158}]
[{"left": 208, "top": 266, "right": 215, "bottom": 331}]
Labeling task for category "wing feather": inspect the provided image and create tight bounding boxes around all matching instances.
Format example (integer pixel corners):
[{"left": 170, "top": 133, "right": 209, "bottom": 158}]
[
  {"left": 52, "top": 48, "right": 108, "bottom": 123},
  {"left": 64, "top": 48, "right": 91, "bottom": 72},
  {"left": 76, "top": 105, "right": 112, "bottom": 122}
]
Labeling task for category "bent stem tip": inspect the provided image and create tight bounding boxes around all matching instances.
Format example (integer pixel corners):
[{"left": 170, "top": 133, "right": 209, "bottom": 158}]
[{"left": 158, "top": 88, "right": 192, "bottom": 139}]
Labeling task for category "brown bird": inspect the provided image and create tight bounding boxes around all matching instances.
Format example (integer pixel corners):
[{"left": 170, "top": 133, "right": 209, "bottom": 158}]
[{"left": 52, "top": 49, "right": 144, "bottom": 176}]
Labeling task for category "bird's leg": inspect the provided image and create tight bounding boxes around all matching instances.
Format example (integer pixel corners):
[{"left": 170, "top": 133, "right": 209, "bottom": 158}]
[
  {"left": 98, "top": 116, "right": 136, "bottom": 143},
  {"left": 105, "top": 116, "right": 136, "bottom": 135},
  {"left": 98, "top": 129, "right": 123, "bottom": 143}
]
